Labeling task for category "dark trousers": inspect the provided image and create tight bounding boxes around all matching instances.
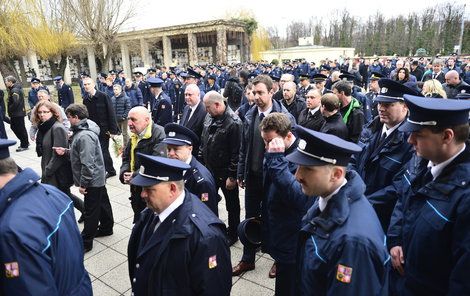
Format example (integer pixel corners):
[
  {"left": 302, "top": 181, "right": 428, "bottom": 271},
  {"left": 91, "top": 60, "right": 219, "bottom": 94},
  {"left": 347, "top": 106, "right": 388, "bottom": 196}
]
[
  {"left": 242, "top": 172, "right": 264, "bottom": 263},
  {"left": 10, "top": 116, "right": 29, "bottom": 148},
  {"left": 99, "top": 135, "right": 116, "bottom": 174},
  {"left": 215, "top": 176, "right": 240, "bottom": 238},
  {"left": 275, "top": 262, "right": 296, "bottom": 296},
  {"left": 81, "top": 186, "right": 114, "bottom": 248},
  {"left": 130, "top": 185, "right": 146, "bottom": 223}
]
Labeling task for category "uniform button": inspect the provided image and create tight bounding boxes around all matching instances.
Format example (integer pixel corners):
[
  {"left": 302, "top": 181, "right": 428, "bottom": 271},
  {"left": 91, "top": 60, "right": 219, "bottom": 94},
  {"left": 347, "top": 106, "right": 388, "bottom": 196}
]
[
  {"left": 462, "top": 181, "right": 466, "bottom": 186},
  {"left": 132, "top": 278, "right": 136, "bottom": 283},
  {"left": 172, "top": 219, "right": 176, "bottom": 223},
  {"left": 325, "top": 233, "right": 330, "bottom": 237},
  {"left": 136, "top": 264, "right": 140, "bottom": 268},
  {"left": 192, "top": 214, "right": 196, "bottom": 217},
  {"left": 7, "top": 198, "right": 11, "bottom": 202},
  {"left": 131, "top": 293, "right": 134, "bottom": 296},
  {"left": 28, "top": 179, "right": 34, "bottom": 184}
]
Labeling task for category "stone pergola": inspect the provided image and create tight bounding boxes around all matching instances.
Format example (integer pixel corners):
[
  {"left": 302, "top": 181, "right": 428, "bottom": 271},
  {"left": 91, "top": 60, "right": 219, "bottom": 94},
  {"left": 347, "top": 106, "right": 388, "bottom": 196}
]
[{"left": 85, "top": 19, "right": 250, "bottom": 79}]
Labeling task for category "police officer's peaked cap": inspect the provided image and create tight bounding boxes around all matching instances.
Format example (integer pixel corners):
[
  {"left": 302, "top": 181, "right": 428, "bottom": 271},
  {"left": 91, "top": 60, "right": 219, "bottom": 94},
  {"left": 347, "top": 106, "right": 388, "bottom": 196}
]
[
  {"left": 133, "top": 71, "right": 143, "bottom": 76},
  {"left": 207, "top": 74, "right": 217, "bottom": 80},
  {"left": 130, "top": 154, "right": 191, "bottom": 187},
  {"left": 375, "top": 79, "right": 421, "bottom": 103},
  {"left": 147, "top": 68, "right": 157, "bottom": 74},
  {"left": 31, "top": 77, "right": 41, "bottom": 83},
  {"left": 299, "top": 74, "right": 310, "bottom": 80},
  {"left": 186, "top": 68, "right": 202, "bottom": 79},
  {"left": 319, "top": 65, "right": 331, "bottom": 71},
  {"left": 312, "top": 74, "right": 327, "bottom": 82},
  {"left": 162, "top": 123, "right": 199, "bottom": 146},
  {"left": 286, "top": 125, "right": 361, "bottom": 167},
  {"left": 269, "top": 74, "right": 280, "bottom": 82},
  {"left": 109, "top": 69, "right": 117, "bottom": 74},
  {"left": 399, "top": 95, "right": 470, "bottom": 132},
  {"left": 338, "top": 72, "right": 355, "bottom": 82},
  {"left": 0, "top": 139, "right": 16, "bottom": 160},
  {"left": 53, "top": 76, "right": 63, "bottom": 81},
  {"left": 117, "top": 69, "right": 124, "bottom": 75},
  {"left": 456, "top": 85, "right": 470, "bottom": 100},
  {"left": 238, "top": 217, "right": 262, "bottom": 249},
  {"left": 80, "top": 72, "right": 89, "bottom": 77},
  {"left": 369, "top": 72, "right": 384, "bottom": 81},
  {"left": 147, "top": 77, "right": 164, "bottom": 87}
]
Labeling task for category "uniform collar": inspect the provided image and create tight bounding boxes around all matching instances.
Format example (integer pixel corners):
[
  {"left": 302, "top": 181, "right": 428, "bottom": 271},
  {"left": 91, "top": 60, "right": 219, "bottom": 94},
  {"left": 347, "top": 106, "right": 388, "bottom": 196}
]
[
  {"left": 0, "top": 169, "right": 40, "bottom": 215},
  {"left": 309, "top": 106, "right": 320, "bottom": 115},
  {"left": 428, "top": 144, "right": 466, "bottom": 180},
  {"left": 157, "top": 191, "right": 185, "bottom": 224},
  {"left": 381, "top": 120, "right": 402, "bottom": 138}
]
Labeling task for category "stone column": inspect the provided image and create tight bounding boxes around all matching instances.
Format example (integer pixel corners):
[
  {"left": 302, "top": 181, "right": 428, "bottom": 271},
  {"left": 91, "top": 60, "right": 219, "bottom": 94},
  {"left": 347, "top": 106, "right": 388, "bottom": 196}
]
[
  {"left": 27, "top": 50, "right": 40, "bottom": 78},
  {"left": 216, "top": 28, "right": 227, "bottom": 64},
  {"left": 140, "top": 38, "right": 151, "bottom": 68},
  {"left": 242, "top": 32, "right": 251, "bottom": 62},
  {"left": 120, "top": 42, "right": 132, "bottom": 75},
  {"left": 86, "top": 45, "right": 97, "bottom": 80},
  {"left": 0, "top": 71, "right": 5, "bottom": 89},
  {"left": 162, "top": 35, "right": 172, "bottom": 68},
  {"left": 187, "top": 33, "right": 198, "bottom": 66},
  {"left": 63, "top": 57, "right": 72, "bottom": 84}
]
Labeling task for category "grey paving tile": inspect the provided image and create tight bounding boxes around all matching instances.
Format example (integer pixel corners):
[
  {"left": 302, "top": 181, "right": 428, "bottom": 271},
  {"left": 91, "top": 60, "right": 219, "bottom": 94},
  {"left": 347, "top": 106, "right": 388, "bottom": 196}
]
[
  {"left": 99, "top": 262, "right": 131, "bottom": 294},
  {"left": 241, "top": 257, "right": 276, "bottom": 291},
  {"left": 91, "top": 279, "right": 121, "bottom": 296},
  {"left": 231, "top": 278, "right": 275, "bottom": 296},
  {"left": 95, "top": 224, "right": 132, "bottom": 247},
  {"left": 85, "top": 248, "right": 127, "bottom": 278},
  {"left": 84, "top": 240, "right": 107, "bottom": 260},
  {"left": 109, "top": 201, "right": 134, "bottom": 223},
  {"left": 119, "top": 216, "right": 135, "bottom": 230},
  {"left": 110, "top": 237, "right": 130, "bottom": 256}
]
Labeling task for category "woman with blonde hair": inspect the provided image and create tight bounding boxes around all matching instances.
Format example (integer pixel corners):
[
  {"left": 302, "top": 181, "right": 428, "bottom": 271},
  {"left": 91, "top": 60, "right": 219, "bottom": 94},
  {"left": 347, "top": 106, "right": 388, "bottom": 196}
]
[{"left": 422, "top": 79, "right": 447, "bottom": 98}]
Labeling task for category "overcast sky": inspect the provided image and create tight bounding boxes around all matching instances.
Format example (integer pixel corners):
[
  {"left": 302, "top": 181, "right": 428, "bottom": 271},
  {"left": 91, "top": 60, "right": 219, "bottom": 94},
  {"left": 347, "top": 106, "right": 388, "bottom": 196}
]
[{"left": 122, "top": 0, "right": 468, "bottom": 35}]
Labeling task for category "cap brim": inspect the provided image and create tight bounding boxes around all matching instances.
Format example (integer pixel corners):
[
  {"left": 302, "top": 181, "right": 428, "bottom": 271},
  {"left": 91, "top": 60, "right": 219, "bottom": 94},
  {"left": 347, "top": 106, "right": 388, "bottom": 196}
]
[
  {"left": 130, "top": 174, "right": 162, "bottom": 187},
  {"left": 398, "top": 120, "right": 422, "bottom": 132},
  {"left": 286, "top": 150, "right": 330, "bottom": 166},
  {"left": 374, "top": 96, "right": 404, "bottom": 103},
  {"left": 162, "top": 138, "right": 190, "bottom": 146}
]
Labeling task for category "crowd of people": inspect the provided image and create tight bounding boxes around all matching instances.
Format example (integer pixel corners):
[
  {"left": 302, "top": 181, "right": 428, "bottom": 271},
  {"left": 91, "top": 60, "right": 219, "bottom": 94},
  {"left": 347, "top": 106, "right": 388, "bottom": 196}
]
[{"left": 0, "top": 53, "right": 469, "bottom": 295}]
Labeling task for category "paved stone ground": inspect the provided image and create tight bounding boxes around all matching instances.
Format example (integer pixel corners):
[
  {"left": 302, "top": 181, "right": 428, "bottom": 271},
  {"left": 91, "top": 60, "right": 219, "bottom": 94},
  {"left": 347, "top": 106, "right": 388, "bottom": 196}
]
[{"left": 7, "top": 121, "right": 276, "bottom": 296}]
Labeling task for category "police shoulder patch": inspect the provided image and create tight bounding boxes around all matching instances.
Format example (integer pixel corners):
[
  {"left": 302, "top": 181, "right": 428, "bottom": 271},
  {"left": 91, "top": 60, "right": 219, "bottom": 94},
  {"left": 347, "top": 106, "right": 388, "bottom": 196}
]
[
  {"left": 201, "top": 193, "right": 209, "bottom": 202},
  {"left": 208, "top": 255, "right": 217, "bottom": 269},
  {"left": 336, "top": 264, "right": 352, "bottom": 283},
  {"left": 4, "top": 262, "right": 20, "bottom": 278}
]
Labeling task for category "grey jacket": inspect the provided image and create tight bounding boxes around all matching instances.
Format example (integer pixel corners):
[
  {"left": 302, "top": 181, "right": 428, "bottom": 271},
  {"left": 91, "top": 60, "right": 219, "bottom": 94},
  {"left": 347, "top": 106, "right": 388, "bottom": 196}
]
[{"left": 70, "top": 119, "right": 105, "bottom": 188}]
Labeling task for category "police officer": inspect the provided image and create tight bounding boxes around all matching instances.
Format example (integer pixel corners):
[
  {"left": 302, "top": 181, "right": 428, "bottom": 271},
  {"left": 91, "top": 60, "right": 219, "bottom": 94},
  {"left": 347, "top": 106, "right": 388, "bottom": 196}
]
[
  {"left": 27, "top": 77, "right": 48, "bottom": 109},
  {"left": 366, "top": 72, "right": 384, "bottom": 118},
  {"left": 162, "top": 123, "right": 218, "bottom": 215},
  {"left": 0, "top": 139, "right": 92, "bottom": 295},
  {"left": 148, "top": 77, "right": 173, "bottom": 127},
  {"left": 387, "top": 95, "right": 470, "bottom": 295},
  {"left": 53, "top": 76, "right": 74, "bottom": 109},
  {"left": 127, "top": 153, "right": 231, "bottom": 296},
  {"left": 297, "top": 74, "right": 314, "bottom": 100},
  {"left": 312, "top": 73, "right": 332, "bottom": 95},
  {"left": 134, "top": 71, "right": 151, "bottom": 109},
  {"left": 287, "top": 129, "right": 389, "bottom": 295},
  {"left": 350, "top": 79, "right": 418, "bottom": 232}
]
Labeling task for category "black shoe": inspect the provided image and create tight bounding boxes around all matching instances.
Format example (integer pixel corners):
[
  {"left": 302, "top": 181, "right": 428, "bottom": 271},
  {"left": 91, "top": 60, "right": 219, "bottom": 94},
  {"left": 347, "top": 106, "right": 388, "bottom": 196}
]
[
  {"left": 95, "top": 229, "right": 113, "bottom": 237},
  {"left": 106, "top": 172, "right": 116, "bottom": 179},
  {"left": 16, "top": 147, "right": 29, "bottom": 152},
  {"left": 84, "top": 245, "right": 93, "bottom": 253},
  {"left": 77, "top": 215, "right": 84, "bottom": 223}
]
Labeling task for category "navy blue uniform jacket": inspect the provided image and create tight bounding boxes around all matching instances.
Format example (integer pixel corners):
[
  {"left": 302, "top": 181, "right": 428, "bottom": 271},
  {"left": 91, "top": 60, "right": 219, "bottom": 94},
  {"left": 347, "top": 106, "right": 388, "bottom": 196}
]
[
  {"left": 0, "top": 168, "right": 92, "bottom": 295},
  {"left": 350, "top": 117, "right": 414, "bottom": 231},
  {"left": 387, "top": 143, "right": 470, "bottom": 295},
  {"left": 184, "top": 157, "right": 219, "bottom": 216},
  {"left": 298, "top": 171, "right": 389, "bottom": 296},
  {"left": 151, "top": 92, "right": 173, "bottom": 127},
  {"left": 127, "top": 190, "right": 231, "bottom": 296}
]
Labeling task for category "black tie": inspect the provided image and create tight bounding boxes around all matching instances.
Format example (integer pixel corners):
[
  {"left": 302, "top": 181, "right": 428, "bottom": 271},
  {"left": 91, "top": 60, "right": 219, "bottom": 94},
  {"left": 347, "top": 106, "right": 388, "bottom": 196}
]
[
  {"left": 423, "top": 167, "right": 433, "bottom": 184},
  {"left": 259, "top": 113, "right": 265, "bottom": 121},
  {"left": 144, "top": 215, "right": 159, "bottom": 244},
  {"left": 181, "top": 109, "right": 190, "bottom": 125},
  {"left": 375, "top": 132, "right": 386, "bottom": 150},
  {"left": 432, "top": 73, "right": 436, "bottom": 79}
]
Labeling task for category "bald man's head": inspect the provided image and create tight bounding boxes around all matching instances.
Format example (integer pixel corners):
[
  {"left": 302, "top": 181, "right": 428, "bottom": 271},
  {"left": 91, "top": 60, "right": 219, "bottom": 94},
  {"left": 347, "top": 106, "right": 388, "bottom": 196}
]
[
  {"left": 128, "top": 106, "right": 151, "bottom": 134},
  {"left": 185, "top": 84, "right": 201, "bottom": 107},
  {"left": 445, "top": 70, "right": 460, "bottom": 86}
]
